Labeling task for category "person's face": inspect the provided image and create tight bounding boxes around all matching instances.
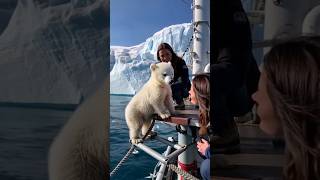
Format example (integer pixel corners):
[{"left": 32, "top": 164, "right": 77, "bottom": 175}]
[
  {"left": 252, "top": 70, "right": 281, "bottom": 136},
  {"left": 189, "top": 84, "right": 197, "bottom": 104},
  {"left": 159, "top": 49, "right": 172, "bottom": 62}
]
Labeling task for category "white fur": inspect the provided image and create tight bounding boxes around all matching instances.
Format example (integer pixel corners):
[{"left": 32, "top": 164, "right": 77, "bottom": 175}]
[
  {"left": 48, "top": 80, "right": 108, "bottom": 180},
  {"left": 204, "top": 63, "right": 210, "bottom": 73},
  {"left": 125, "top": 62, "right": 175, "bottom": 144}
]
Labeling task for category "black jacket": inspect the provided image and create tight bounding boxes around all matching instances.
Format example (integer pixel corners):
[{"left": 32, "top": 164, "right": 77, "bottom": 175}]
[
  {"left": 173, "top": 59, "right": 191, "bottom": 90},
  {"left": 211, "top": 0, "right": 260, "bottom": 116},
  {"left": 211, "top": 0, "right": 254, "bottom": 90}
]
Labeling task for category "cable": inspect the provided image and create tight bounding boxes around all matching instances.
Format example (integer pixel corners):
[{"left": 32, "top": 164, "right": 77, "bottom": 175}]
[{"left": 109, "top": 119, "right": 155, "bottom": 177}]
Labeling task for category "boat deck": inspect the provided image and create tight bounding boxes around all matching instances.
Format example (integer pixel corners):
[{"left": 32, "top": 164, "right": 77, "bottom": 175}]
[{"left": 212, "top": 124, "right": 284, "bottom": 180}]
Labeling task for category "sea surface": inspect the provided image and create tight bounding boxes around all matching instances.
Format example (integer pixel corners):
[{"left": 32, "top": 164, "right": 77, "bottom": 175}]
[
  {"left": 0, "top": 95, "right": 177, "bottom": 180},
  {"left": 0, "top": 106, "right": 73, "bottom": 180},
  {"left": 110, "top": 95, "right": 177, "bottom": 180}
]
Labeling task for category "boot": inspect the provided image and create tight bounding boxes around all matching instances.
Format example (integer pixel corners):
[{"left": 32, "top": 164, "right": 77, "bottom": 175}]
[{"left": 212, "top": 120, "right": 240, "bottom": 154}]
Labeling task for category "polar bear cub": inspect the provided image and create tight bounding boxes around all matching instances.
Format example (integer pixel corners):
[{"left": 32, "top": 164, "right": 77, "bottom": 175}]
[
  {"left": 125, "top": 62, "right": 175, "bottom": 144},
  {"left": 48, "top": 81, "right": 108, "bottom": 180}
]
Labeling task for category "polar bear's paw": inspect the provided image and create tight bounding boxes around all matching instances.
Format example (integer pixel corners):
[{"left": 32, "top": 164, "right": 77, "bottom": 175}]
[
  {"left": 159, "top": 112, "right": 171, "bottom": 119},
  {"left": 142, "top": 131, "right": 157, "bottom": 140},
  {"left": 130, "top": 138, "right": 142, "bottom": 144}
]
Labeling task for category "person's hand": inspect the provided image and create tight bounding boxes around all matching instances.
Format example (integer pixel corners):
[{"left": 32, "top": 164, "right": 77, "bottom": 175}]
[{"left": 197, "top": 138, "right": 210, "bottom": 156}]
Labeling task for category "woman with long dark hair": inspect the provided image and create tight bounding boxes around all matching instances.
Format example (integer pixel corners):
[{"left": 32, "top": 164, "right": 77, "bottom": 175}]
[
  {"left": 252, "top": 36, "right": 320, "bottom": 180},
  {"left": 157, "top": 43, "right": 191, "bottom": 108}
]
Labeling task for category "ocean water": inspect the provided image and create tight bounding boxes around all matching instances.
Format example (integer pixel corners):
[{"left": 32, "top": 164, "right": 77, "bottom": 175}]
[
  {"left": 0, "top": 106, "right": 73, "bottom": 180},
  {"left": 0, "top": 95, "right": 177, "bottom": 180},
  {"left": 110, "top": 95, "right": 178, "bottom": 180}
]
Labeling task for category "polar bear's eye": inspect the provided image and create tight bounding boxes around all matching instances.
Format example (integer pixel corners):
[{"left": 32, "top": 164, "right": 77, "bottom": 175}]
[{"left": 162, "top": 73, "right": 167, "bottom": 77}]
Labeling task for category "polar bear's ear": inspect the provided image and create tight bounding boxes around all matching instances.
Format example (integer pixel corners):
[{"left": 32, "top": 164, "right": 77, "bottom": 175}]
[{"left": 150, "top": 63, "right": 157, "bottom": 71}]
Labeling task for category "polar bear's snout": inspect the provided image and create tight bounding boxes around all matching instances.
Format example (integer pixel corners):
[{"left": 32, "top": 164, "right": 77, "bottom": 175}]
[{"left": 164, "top": 75, "right": 173, "bottom": 85}]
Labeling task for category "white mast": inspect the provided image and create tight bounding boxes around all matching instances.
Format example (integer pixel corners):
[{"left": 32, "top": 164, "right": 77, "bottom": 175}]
[
  {"left": 175, "top": 1, "right": 211, "bottom": 179},
  {"left": 192, "top": 0, "right": 210, "bottom": 74}
]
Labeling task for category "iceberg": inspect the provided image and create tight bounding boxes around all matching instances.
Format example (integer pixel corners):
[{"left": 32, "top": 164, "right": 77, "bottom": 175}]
[
  {"left": 0, "top": 0, "right": 108, "bottom": 105},
  {"left": 110, "top": 23, "right": 193, "bottom": 95}
]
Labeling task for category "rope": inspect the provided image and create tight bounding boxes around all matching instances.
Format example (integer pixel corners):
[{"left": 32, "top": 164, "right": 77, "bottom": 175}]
[
  {"left": 109, "top": 119, "right": 156, "bottom": 177},
  {"left": 109, "top": 145, "right": 135, "bottom": 177},
  {"left": 167, "top": 164, "right": 200, "bottom": 180},
  {"left": 164, "top": 133, "right": 199, "bottom": 179},
  {"left": 142, "top": 119, "right": 156, "bottom": 141}
]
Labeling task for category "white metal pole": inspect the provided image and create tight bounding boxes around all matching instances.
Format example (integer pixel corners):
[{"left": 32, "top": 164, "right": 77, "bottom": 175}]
[
  {"left": 134, "top": 143, "right": 167, "bottom": 164},
  {"left": 192, "top": 0, "right": 210, "bottom": 75},
  {"left": 177, "top": 126, "right": 197, "bottom": 180},
  {"left": 156, "top": 137, "right": 174, "bottom": 180}
]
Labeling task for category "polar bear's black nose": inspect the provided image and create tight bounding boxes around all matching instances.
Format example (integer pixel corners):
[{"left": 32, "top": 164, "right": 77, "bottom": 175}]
[{"left": 169, "top": 80, "right": 174, "bottom": 84}]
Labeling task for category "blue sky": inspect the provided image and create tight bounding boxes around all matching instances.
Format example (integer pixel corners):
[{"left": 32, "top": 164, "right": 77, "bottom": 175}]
[{"left": 110, "top": 0, "right": 192, "bottom": 46}]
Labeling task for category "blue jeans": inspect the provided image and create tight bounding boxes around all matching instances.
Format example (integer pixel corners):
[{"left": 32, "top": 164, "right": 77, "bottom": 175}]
[{"left": 200, "top": 159, "right": 210, "bottom": 180}]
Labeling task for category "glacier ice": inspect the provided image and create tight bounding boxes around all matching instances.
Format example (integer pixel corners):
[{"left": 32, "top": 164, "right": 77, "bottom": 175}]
[
  {"left": 0, "top": 0, "right": 108, "bottom": 104},
  {"left": 110, "top": 23, "right": 193, "bottom": 95}
]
